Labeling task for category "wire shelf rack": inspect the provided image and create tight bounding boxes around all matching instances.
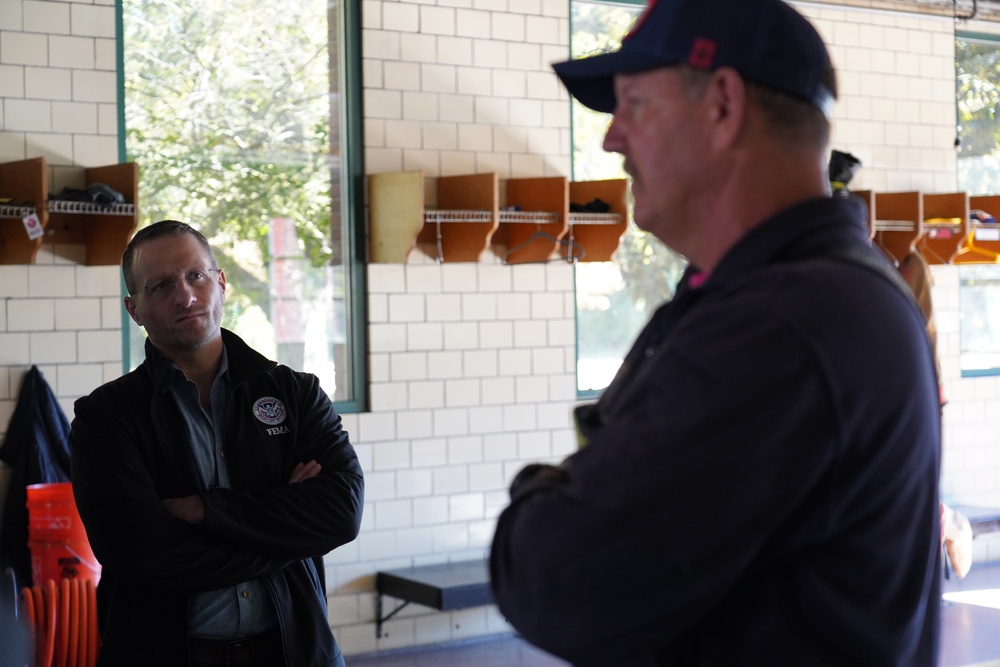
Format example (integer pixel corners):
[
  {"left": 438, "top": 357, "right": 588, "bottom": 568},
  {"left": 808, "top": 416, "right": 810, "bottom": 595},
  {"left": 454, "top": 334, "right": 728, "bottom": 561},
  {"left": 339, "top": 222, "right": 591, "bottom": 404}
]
[{"left": 47, "top": 201, "right": 136, "bottom": 216}]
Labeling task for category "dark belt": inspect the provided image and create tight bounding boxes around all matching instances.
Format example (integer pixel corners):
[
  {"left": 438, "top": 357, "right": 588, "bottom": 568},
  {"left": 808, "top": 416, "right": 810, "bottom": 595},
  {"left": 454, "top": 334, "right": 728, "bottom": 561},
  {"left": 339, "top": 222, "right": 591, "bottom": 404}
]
[{"left": 189, "top": 628, "right": 283, "bottom": 667}]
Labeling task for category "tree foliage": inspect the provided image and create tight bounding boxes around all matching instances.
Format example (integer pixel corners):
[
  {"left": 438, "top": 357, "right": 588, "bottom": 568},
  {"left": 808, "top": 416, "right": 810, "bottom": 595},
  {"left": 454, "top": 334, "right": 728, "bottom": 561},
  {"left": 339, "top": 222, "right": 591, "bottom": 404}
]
[
  {"left": 957, "top": 38, "right": 1000, "bottom": 195},
  {"left": 957, "top": 39, "right": 1000, "bottom": 158},
  {"left": 124, "top": 0, "right": 334, "bottom": 327}
]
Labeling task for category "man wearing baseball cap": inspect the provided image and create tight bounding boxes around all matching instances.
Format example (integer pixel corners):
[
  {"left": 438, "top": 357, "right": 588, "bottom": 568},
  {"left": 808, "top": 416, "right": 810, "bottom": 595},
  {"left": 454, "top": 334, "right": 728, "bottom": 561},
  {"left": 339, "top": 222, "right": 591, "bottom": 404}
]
[{"left": 490, "top": 1, "right": 941, "bottom": 665}]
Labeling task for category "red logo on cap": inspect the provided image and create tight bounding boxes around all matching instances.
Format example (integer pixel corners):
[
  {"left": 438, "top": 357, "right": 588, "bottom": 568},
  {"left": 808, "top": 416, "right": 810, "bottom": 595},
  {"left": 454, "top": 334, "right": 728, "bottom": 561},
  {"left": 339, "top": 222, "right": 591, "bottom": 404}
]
[{"left": 688, "top": 38, "right": 717, "bottom": 69}]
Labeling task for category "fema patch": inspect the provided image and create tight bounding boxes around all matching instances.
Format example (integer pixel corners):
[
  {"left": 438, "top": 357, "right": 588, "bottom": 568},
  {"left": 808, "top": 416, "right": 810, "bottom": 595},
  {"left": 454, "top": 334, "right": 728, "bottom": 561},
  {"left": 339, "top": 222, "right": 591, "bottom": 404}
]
[{"left": 252, "top": 397, "right": 287, "bottom": 426}]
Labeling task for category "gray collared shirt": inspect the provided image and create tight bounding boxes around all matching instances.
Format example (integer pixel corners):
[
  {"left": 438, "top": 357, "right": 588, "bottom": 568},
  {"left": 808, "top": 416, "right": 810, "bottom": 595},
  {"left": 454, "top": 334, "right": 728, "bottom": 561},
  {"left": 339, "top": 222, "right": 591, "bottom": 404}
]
[{"left": 168, "top": 350, "right": 278, "bottom": 640}]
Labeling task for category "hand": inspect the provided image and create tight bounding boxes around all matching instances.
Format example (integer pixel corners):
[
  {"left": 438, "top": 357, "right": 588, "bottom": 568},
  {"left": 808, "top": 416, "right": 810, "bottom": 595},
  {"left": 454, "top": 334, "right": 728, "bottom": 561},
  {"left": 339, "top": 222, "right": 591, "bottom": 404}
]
[
  {"left": 289, "top": 460, "right": 321, "bottom": 484},
  {"left": 162, "top": 495, "right": 205, "bottom": 524}
]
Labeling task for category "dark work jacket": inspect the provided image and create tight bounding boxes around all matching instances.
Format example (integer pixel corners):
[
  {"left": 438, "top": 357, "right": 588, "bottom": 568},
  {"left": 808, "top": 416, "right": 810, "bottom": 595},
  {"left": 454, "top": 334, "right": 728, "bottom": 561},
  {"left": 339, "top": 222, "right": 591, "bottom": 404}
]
[
  {"left": 70, "top": 330, "right": 364, "bottom": 667},
  {"left": 0, "top": 365, "right": 72, "bottom": 587},
  {"left": 491, "top": 197, "right": 941, "bottom": 666}
]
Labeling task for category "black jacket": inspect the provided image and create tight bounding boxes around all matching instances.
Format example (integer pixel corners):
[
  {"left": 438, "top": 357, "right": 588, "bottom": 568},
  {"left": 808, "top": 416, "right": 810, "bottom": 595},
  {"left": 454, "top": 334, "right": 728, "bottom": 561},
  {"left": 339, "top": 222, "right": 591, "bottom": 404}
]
[
  {"left": 491, "top": 197, "right": 941, "bottom": 666},
  {"left": 0, "top": 365, "right": 72, "bottom": 588},
  {"left": 70, "top": 330, "right": 364, "bottom": 667}
]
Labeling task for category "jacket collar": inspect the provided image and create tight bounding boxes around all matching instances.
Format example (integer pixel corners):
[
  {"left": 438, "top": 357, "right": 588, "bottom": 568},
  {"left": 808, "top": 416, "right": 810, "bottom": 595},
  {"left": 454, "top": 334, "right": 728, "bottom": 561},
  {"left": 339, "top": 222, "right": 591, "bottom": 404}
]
[
  {"left": 141, "top": 328, "right": 277, "bottom": 393},
  {"left": 701, "top": 196, "right": 870, "bottom": 288}
]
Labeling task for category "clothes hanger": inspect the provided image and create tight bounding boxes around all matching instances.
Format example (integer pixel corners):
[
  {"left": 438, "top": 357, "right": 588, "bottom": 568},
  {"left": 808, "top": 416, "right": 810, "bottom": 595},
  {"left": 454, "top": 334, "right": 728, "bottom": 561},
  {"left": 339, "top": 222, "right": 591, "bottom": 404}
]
[
  {"left": 501, "top": 228, "right": 584, "bottom": 264},
  {"left": 873, "top": 230, "right": 901, "bottom": 266},
  {"left": 872, "top": 218, "right": 920, "bottom": 268},
  {"left": 951, "top": 233, "right": 1000, "bottom": 264},
  {"left": 502, "top": 228, "right": 557, "bottom": 264},
  {"left": 915, "top": 233, "right": 950, "bottom": 266},
  {"left": 558, "top": 227, "right": 586, "bottom": 263},
  {"left": 874, "top": 228, "right": 917, "bottom": 267}
]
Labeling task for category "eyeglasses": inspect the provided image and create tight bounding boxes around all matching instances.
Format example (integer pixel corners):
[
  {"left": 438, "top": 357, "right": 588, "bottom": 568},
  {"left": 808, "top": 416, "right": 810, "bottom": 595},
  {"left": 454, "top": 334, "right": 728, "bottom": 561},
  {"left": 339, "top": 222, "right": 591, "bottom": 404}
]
[{"left": 143, "top": 268, "right": 220, "bottom": 299}]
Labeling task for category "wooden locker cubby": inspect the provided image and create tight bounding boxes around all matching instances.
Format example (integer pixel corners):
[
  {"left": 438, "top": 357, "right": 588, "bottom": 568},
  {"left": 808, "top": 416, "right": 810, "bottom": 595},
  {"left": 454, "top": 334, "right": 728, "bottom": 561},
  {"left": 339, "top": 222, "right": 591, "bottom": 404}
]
[
  {"left": 918, "top": 192, "right": 968, "bottom": 265},
  {"left": 567, "top": 179, "right": 628, "bottom": 263},
  {"left": 962, "top": 195, "right": 1000, "bottom": 263},
  {"left": 368, "top": 170, "right": 499, "bottom": 263},
  {"left": 46, "top": 162, "right": 139, "bottom": 266},
  {"left": 415, "top": 173, "right": 499, "bottom": 263},
  {"left": 0, "top": 158, "right": 47, "bottom": 264},
  {"left": 871, "top": 191, "right": 921, "bottom": 266},
  {"left": 0, "top": 159, "right": 138, "bottom": 266},
  {"left": 368, "top": 171, "right": 424, "bottom": 263},
  {"left": 498, "top": 176, "right": 568, "bottom": 264},
  {"left": 368, "top": 171, "right": 632, "bottom": 264}
]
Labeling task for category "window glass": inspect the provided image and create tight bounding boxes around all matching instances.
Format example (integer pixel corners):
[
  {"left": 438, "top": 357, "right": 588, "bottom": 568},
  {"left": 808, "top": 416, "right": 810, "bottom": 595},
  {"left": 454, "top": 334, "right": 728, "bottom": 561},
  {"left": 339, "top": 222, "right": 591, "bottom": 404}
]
[
  {"left": 123, "top": 0, "right": 363, "bottom": 404},
  {"left": 956, "top": 34, "right": 1000, "bottom": 377},
  {"left": 957, "top": 36, "right": 1000, "bottom": 195},
  {"left": 572, "top": 1, "right": 687, "bottom": 393},
  {"left": 959, "top": 265, "right": 1000, "bottom": 375}
]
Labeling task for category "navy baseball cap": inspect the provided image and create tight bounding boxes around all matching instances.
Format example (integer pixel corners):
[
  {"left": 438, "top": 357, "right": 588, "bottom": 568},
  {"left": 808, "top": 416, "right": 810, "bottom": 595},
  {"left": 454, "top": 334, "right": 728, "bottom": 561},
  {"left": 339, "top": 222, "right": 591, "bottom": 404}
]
[{"left": 552, "top": 0, "right": 836, "bottom": 117}]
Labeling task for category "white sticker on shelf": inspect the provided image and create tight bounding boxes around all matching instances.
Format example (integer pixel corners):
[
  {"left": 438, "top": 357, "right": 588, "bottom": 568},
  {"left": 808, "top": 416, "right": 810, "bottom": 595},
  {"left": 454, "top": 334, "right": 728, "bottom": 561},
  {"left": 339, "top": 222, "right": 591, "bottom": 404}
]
[
  {"left": 976, "top": 227, "right": 1000, "bottom": 242},
  {"left": 22, "top": 212, "right": 43, "bottom": 240}
]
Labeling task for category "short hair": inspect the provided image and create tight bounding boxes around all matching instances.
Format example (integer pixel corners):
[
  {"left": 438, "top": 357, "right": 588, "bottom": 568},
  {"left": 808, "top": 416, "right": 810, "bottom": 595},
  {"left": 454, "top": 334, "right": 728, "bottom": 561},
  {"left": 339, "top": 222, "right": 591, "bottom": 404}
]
[
  {"left": 122, "top": 220, "right": 217, "bottom": 296},
  {"left": 747, "top": 83, "right": 833, "bottom": 150},
  {"left": 677, "top": 63, "right": 836, "bottom": 151}
]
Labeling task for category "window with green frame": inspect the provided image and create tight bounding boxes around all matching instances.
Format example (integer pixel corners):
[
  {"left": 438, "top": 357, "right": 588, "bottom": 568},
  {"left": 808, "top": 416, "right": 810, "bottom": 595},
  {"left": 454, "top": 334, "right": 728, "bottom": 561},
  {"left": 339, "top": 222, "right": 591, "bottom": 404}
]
[
  {"left": 121, "top": 0, "right": 366, "bottom": 409},
  {"left": 956, "top": 32, "right": 1000, "bottom": 377},
  {"left": 571, "top": 0, "right": 687, "bottom": 394}
]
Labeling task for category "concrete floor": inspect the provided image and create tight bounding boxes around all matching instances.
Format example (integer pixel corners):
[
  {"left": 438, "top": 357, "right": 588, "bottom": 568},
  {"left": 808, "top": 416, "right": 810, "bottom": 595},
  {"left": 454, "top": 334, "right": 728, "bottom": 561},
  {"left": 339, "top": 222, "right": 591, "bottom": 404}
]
[
  {"left": 348, "top": 635, "right": 567, "bottom": 667},
  {"left": 347, "top": 563, "right": 1000, "bottom": 667},
  {"left": 941, "top": 562, "right": 1000, "bottom": 667}
]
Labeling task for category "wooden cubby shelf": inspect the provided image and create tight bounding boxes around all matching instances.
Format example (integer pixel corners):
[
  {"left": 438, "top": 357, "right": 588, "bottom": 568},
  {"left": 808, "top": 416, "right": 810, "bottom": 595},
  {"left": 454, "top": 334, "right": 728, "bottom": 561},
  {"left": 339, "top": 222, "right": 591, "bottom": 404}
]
[
  {"left": 869, "top": 191, "right": 922, "bottom": 266},
  {"left": 499, "top": 177, "right": 627, "bottom": 264},
  {"left": 963, "top": 195, "right": 1000, "bottom": 263},
  {"left": 0, "top": 157, "right": 47, "bottom": 264},
  {"left": 368, "top": 171, "right": 628, "bottom": 264},
  {"left": 419, "top": 172, "right": 499, "bottom": 263},
  {"left": 567, "top": 178, "right": 628, "bottom": 263},
  {"left": 46, "top": 162, "right": 139, "bottom": 266},
  {"left": 368, "top": 170, "right": 499, "bottom": 263},
  {"left": 0, "top": 158, "right": 138, "bottom": 266},
  {"left": 920, "top": 192, "right": 968, "bottom": 265},
  {"left": 498, "top": 176, "right": 568, "bottom": 264},
  {"left": 857, "top": 189, "right": 991, "bottom": 266}
]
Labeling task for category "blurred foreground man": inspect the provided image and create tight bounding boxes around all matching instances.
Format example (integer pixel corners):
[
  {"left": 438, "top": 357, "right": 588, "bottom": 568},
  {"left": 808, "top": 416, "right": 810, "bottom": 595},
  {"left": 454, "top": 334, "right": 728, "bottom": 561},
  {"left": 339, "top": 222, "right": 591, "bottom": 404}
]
[{"left": 490, "top": 1, "right": 941, "bottom": 665}]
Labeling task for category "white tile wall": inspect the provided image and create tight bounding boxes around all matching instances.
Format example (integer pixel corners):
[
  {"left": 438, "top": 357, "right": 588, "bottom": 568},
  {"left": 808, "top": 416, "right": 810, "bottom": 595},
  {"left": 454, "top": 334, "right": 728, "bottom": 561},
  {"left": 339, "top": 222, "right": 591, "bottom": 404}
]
[
  {"left": 806, "top": 5, "right": 958, "bottom": 191},
  {"left": 0, "top": 0, "right": 126, "bottom": 555},
  {"left": 2, "top": 0, "right": 1000, "bottom": 659},
  {"left": 343, "top": 258, "right": 577, "bottom": 652},
  {"left": 364, "top": 0, "right": 571, "bottom": 179}
]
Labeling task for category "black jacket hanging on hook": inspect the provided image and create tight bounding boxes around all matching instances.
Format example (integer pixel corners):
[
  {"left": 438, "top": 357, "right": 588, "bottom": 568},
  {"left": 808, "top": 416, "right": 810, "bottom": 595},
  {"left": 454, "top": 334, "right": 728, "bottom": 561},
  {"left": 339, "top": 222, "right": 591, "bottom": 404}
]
[{"left": 0, "top": 366, "right": 72, "bottom": 587}]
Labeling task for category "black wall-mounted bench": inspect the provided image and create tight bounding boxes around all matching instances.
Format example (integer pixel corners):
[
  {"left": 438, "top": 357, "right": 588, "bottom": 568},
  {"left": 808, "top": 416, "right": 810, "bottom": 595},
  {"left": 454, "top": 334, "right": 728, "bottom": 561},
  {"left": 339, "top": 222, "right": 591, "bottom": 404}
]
[
  {"left": 951, "top": 505, "right": 1000, "bottom": 538},
  {"left": 374, "top": 560, "right": 493, "bottom": 638}
]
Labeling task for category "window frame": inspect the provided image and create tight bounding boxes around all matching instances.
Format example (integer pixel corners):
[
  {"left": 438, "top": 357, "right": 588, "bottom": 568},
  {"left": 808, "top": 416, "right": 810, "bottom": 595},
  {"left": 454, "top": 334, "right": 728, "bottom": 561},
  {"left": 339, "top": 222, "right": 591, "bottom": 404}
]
[
  {"left": 115, "top": 0, "right": 368, "bottom": 413},
  {"left": 955, "top": 29, "right": 1000, "bottom": 379},
  {"left": 337, "top": 0, "right": 369, "bottom": 413}
]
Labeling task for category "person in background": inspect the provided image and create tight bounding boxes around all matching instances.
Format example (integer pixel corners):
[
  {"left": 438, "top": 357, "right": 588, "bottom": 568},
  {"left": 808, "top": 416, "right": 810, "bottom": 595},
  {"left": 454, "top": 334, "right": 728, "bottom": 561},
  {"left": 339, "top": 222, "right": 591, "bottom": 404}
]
[
  {"left": 489, "top": 0, "right": 941, "bottom": 665},
  {"left": 70, "top": 220, "right": 364, "bottom": 667}
]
